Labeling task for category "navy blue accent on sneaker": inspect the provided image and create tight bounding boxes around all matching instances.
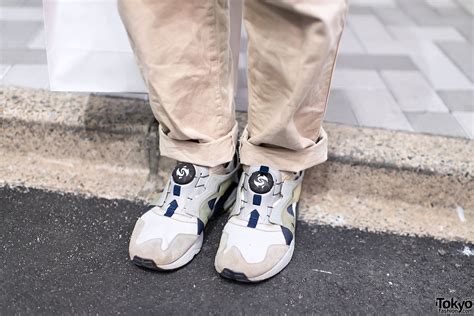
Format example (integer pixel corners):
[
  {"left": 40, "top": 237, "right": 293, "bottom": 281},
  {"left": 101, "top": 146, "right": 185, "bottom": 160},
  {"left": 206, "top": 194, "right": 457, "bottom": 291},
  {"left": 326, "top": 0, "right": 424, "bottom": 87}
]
[
  {"left": 281, "top": 226, "right": 293, "bottom": 245},
  {"left": 247, "top": 210, "right": 259, "bottom": 228},
  {"left": 164, "top": 199, "right": 178, "bottom": 217},
  {"left": 208, "top": 197, "right": 217, "bottom": 211},
  {"left": 287, "top": 204, "right": 294, "bottom": 216},
  {"left": 173, "top": 185, "right": 181, "bottom": 196},
  {"left": 213, "top": 181, "right": 237, "bottom": 217},
  {"left": 259, "top": 166, "right": 269, "bottom": 173},
  {"left": 197, "top": 218, "right": 205, "bottom": 235},
  {"left": 252, "top": 194, "right": 262, "bottom": 206}
]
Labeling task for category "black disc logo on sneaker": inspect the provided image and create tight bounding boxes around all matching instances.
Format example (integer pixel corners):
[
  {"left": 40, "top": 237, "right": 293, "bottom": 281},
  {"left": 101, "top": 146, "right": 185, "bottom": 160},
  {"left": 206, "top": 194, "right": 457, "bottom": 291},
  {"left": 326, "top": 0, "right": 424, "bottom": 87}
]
[
  {"left": 172, "top": 163, "right": 195, "bottom": 185},
  {"left": 249, "top": 171, "right": 273, "bottom": 194}
]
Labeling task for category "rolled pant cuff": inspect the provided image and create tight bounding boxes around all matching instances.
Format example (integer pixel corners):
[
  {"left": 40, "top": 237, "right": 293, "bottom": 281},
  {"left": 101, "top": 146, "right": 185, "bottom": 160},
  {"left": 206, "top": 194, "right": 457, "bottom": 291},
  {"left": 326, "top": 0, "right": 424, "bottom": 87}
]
[
  {"left": 239, "top": 128, "right": 328, "bottom": 172},
  {"left": 159, "top": 123, "right": 238, "bottom": 167}
]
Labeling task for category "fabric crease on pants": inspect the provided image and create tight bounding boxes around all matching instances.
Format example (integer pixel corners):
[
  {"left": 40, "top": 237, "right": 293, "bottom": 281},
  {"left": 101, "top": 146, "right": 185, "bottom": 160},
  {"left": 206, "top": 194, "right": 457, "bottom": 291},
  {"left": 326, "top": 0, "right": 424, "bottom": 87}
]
[{"left": 118, "top": 0, "right": 348, "bottom": 172}]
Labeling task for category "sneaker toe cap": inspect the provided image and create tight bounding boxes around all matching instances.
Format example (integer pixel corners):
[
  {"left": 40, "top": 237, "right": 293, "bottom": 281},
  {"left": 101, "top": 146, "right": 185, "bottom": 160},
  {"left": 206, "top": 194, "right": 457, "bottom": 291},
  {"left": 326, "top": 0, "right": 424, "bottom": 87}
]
[
  {"left": 129, "top": 217, "right": 199, "bottom": 266},
  {"left": 214, "top": 230, "right": 290, "bottom": 279}
]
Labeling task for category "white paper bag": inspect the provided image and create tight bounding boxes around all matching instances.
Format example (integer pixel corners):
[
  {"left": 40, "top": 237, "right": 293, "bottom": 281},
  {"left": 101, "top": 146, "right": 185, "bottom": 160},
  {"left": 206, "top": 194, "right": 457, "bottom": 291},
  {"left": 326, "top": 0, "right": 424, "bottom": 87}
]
[
  {"left": 43, "top": 0, "right": 146, "bottom": 92},
  {"left": 43, "top": 0, "right": 242, "bottom": 93}
]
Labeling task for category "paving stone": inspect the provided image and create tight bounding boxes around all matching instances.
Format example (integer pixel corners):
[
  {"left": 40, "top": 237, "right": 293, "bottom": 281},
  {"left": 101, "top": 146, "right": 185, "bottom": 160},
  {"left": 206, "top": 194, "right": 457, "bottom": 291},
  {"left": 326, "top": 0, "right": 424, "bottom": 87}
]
[
  {"left": 437, "top": 90, "right": 474, "bottom": 111},
  {"left": 0, "top": 64, "right": 11, "bottom": 80},
  {"left": 388, "top": 26, "right": 465, "bottom": 42},
  {"left": 425, "top": 0, "right": 469, "bottom": 17},
  {"left": 2, "top": 0, "right": 42, "bottom": 6},
  {"left": 235, "top": 88, "right": 248, "bottom": 112},
  {"left": 457, "top": 0, "right": 474, "bottom": 15},
  {"left": 238, "top": 52, "right": 247, "bottom": 70},
  {"left": 346, "top": 5, "right": 374, "bottom": 14},
  {"left": 338, "top": 26, "right": 365, "bottom": 54},
  {"left": 350, "top": 0, "right": 396, "bottom": 7},
  {"left": 22, "top": 0, "right": 42, "bottom": 6},
  {"left": 348, "top": 14, "right": 394, "bottom": 42},
  {"left": 324, "top": 90, "right": 358, "bottom": 125},
  {"left": 345, "top": 89, "right": 413, "bottom": 131},
  {"left": 331, "top": 69, "right": 387, "bottom": 90},
  {"left": 0, "top": 6, "right": 43, "bottom": 21},
  {"left": 237, "top": 67, "right": 247, "bottom": 89},
  {"left": 453, "top": 111, "right": 474, "bottom": 138},
  {"left": 443, "top": 7, "right": 472, "bottom": 17},
  {"left": 373, "top": 7, "right": 416, "bottom": 26},
  {"left": 403, "top": 40, "right": 472, "bottom": 90},
  {"left": 397, "top": 0, "right": 441, "bottom": 25},
  {"left": 361, "top": 40, "right": 409, "bottom": 55},
  {"left": 27, "top": 27, "right": 45, "bottom": 49},
  {"left": 438, "top": 41, "right": 474, "bottom": 82},
  {"left": 239, "top": 34, "right": 247, "bottom": 54},
  {"left": 410, "top": 14, "right": 472, "bottom": 39},
  {"left": 0, "top": 21, "right": 42, "bottom": 48},
  {"left": 0, "top": 48, "right": 46, "bottom": 64},
  {"left": 456, "top": 22, "right": 474, "bottom": 43},
  {"left": 431, "top": 0, "right": 471, "bottom": 18},
  {"left": 1, "top": 64, "right": 49, "bottom": 89},
  {"left": 380, "top": 70, "right": 449, "bottom": 112},
  {"left": 433, "top": 1, "right": 471, "bottom": 17},
  {"left": 337, "top": 54, "right": 417, "bottom": 70},
  {"left": 413, "top": 16, "right": 473, "bottom": 43},
  {"left": 405, "top": 112, "right": 468, "bottom": 138},
  {"left": 0, "top": 0, "right": 26, "bottom": 7},
  {"left": 425, "top": 0, "right": 458, "bottom": 9},
  {"left": 348, "top": 14, "right": 408, "bottom": 55},
  {"left": 398, "top": 0, "right": 473, "bottom": 42}
]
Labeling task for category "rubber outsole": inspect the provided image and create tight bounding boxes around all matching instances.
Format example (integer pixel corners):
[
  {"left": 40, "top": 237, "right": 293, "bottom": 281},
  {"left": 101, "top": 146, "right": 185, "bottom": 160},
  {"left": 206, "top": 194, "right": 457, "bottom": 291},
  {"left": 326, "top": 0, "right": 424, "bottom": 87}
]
[
  {"left": 220, "top": 268, "right": 252, "bottom": 283},
  {"left": 132, "top": 256, "right": 164, "bottom": 271}
]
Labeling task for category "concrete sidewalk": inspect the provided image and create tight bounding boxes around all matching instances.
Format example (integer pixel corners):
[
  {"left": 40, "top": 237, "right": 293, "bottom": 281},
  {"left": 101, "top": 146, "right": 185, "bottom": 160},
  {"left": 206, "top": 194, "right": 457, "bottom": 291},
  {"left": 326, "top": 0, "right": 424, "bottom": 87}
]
[{"left": 1, "top": 186, "right": 473, "bottom": 314}]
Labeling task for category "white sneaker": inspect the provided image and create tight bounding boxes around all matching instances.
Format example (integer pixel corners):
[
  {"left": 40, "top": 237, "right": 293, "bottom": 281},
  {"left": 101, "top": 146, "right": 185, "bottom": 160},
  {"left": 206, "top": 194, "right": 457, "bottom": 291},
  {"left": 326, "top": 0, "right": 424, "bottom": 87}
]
[
  {"left": 129, "top": 159, "right": 239, "bottom": 270},
  {"left": 214, "top": 165, "right": 303, "bottom": 282}
]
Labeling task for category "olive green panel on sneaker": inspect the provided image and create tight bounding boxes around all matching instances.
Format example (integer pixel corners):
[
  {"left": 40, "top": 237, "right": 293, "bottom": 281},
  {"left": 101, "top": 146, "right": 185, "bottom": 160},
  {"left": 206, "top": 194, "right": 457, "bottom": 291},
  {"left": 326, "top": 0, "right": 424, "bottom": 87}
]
[{"left": 198, "top": 177, "right": 234, "bottom": 225}]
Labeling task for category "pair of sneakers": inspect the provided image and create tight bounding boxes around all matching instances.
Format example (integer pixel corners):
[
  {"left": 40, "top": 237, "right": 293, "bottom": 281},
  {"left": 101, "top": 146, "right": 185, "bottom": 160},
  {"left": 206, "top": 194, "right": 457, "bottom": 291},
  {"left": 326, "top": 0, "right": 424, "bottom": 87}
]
[{"left": 129, "top": 158, "right": 304, "bottom": 282}]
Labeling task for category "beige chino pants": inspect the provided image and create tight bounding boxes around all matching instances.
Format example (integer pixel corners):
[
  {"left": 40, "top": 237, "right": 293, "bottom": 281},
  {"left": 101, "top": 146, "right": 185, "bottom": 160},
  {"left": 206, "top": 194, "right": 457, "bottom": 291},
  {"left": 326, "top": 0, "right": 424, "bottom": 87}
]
[{"left": 118, "top": 0, "right": 348, "bottom": 172}]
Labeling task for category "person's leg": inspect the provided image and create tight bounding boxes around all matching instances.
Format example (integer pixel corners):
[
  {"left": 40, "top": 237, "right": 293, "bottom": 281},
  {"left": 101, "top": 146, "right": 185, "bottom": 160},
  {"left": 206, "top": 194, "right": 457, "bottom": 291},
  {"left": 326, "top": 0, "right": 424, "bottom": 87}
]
[
  {"left": 215, "top": 0, "right": 348, "bottom": 282},
  {"left": 118, "top": 0, "right": 240, "bottom": 270},
  {"left": 118, "top": 0, "right": 237, "bottom": 167},
  {"left": 240, "top": 0, "right": 348, "bottom": 172}
]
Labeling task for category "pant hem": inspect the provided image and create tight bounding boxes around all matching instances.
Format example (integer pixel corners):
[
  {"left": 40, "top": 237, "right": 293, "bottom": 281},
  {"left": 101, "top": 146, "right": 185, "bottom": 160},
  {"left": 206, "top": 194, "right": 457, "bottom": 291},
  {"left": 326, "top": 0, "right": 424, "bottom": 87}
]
[
  {"left": 159, "top": 123, "right": 238, "bottom": 167},
  {"left": 239, "top": 128, "right": 328, "bottom": 172}
]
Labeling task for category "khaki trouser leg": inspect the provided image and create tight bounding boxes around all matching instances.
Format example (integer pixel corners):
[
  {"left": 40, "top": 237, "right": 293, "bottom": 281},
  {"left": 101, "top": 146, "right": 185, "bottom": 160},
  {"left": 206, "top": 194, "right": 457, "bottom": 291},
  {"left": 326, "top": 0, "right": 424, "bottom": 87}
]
[
  {"left": 118, "top": 0, "right": 237, "bottom": 167},
  {"left": 240, "top": 0, "right": 348, "bottom": 172}
]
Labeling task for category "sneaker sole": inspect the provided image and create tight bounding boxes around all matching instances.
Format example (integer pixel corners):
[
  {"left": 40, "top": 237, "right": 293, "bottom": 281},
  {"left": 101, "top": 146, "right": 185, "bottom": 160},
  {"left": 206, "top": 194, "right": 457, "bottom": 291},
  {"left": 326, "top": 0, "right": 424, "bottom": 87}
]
[{"left": 218, "top": 239, "right": 295, "bottom": 283}]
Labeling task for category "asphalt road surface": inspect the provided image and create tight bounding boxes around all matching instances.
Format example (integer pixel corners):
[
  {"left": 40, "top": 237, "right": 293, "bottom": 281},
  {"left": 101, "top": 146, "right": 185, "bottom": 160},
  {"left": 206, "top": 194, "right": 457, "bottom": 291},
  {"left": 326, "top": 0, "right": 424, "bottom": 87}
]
[{"left": 1, "top": 186, "right": 473, "bottom": 314}]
